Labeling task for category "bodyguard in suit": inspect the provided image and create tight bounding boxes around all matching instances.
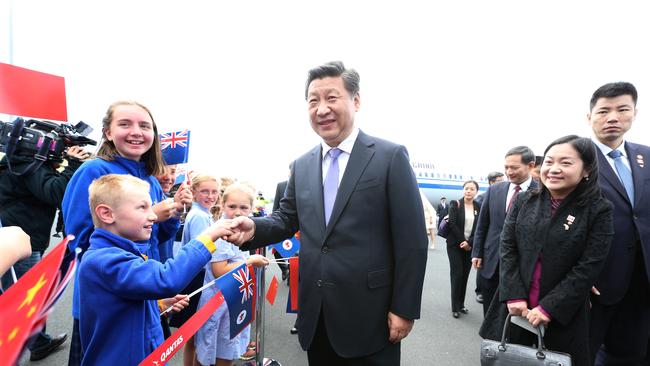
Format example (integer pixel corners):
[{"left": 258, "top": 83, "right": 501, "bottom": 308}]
[
  {"left": 437, "top": 197, "right": 449, "bottom": 224},
  {"left": 587, "top": 82, "right": 650, "bottom": 365},
  {"left": 471, "top": 146, "right": 537, "bottom": 315},
  {"left": 228, "top": 61, "right": 428, "bottom": 365}
]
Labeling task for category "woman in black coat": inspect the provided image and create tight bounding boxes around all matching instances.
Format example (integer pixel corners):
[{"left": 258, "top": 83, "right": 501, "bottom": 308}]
[
  {"left": 479, "top": 135, "right": 614, "bottom": 365},
  {"left": 446, "top": 180, "right": 480, "bottom": 318}
]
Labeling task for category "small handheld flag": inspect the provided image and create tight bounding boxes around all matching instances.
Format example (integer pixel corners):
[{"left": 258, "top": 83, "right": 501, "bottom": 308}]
[
  {"left": 271, "top": 236, "right": 300, "bottom": 258},
  {"left": 216, "top": 263, "right": 257, "bottom": 339},
  {"left": 160, "top": 130, "right": 190, "bottom": 165}
]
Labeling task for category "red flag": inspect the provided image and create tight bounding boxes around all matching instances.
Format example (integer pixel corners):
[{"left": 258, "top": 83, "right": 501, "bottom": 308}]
[
  {"left": 0, "top": 236, "right": 72, "bottom": 365},
  {"left": 0, "top": 62, "right": 67, "bottom": 121},
  {"left": 266, "top": 275, "right": 279, "bottom": 305},
  {"left": 289, "top": 257, "right": 299, "bottom": 311}
]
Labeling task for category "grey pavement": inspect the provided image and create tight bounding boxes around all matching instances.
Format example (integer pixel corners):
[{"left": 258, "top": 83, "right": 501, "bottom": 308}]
[{"left": 15, "top": 236, "right": 484, "bottom": 365}]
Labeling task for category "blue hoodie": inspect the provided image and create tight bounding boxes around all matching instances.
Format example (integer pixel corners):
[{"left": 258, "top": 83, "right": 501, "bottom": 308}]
[
  {"left": 79, "top": 228, "right": 214, "bottom": 366},
  {"left": 62, "top": 156, "right": 180, "bottom": 318}
]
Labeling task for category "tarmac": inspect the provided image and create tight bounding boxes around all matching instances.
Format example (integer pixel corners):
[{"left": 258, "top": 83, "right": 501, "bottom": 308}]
[{"left": 15, "top": 236, "right": 484, "bottom": 365}]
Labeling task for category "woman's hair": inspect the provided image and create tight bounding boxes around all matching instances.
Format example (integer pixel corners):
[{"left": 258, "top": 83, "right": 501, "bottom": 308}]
[
  {"left": 222, "top": 182, "right": 256, "bottom": 207},
  {"left": 463, "top": 180, "right": 479, "bottom": 191},
  {"left": 96, "top": 101, "right": 166, "bottom": 176},
  {"left": 540, "top": 135, "right": 601, "bottom": 205}
]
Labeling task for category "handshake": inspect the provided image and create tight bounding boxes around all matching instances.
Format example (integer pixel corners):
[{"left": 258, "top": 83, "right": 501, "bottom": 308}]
[{"left": 198, "top": 216, "right": 256, "bottom": 245}]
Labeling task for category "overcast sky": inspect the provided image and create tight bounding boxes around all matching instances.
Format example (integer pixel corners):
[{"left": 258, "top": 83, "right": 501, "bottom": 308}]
[{"left": 2, "top": 0, "right": 649, "bottom": 196}]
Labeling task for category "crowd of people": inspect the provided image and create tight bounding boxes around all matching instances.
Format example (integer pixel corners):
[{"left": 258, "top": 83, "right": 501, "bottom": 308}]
[{"left": 0, "top": 61, "right": 648, "bottom": 366}]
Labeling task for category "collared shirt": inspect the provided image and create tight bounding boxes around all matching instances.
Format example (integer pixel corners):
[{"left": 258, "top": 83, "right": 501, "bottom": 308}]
[
  {"left": 592, "top": 138, "right": 631, "bottom": 181},
  {"left": 321, "top": 128, "right": 360, "bottom": 185},
  {"left": 505, "top": 176, "right": 533, "bottom": 212}
]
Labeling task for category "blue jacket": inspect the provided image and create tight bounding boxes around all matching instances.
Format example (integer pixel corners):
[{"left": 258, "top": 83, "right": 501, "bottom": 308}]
[
  {"left": 62, "top": 156, "right": 180, "bottom": 318},
  {"left": 79, "top": 228, "right": 213, "bottom": 366}
]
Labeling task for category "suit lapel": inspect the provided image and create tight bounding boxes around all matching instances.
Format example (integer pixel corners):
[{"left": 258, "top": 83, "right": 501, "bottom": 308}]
[
  {"left": 596, "top": 147, "right": 631, "bottom": 204},
  {"left": 324, "top": 131, "right": 375, "bottom": 239},
  {"left": 308, "top": 145, "right": 327, "bottom": 237},
  {"left": 626, "top": 143, "right": 646, "bottom": 207}
]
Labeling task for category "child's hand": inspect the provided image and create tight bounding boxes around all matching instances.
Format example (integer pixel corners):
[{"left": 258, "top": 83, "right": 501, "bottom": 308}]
[
  {"left": 247, "top": 254, "right": 269, "bottom": 268},
  {"left": 174, "top": 182, "right": 193, "bottom": 212},
  {"left": 200, "top": 220, "right": 234, "bottom": 242},
  {"left": 152, "top": 198, "right": 176, "bottom": 222},
  {"left": 160, "top": 294, "right": 189, "bottom": 316}
]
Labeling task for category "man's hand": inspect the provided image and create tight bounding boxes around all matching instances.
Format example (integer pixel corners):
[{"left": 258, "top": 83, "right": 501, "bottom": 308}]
[
  {"left": 526, "top": 306, "right": 550, "bottom": 327},
  {"left": 472, "top": 257, "right": 482, "bottom": 269},
  {"left": 160, "top": 294, "right": 190, "bottom": 316},
  {"left": 224, "top": 216, "right": 256, "bottom": 245},
  {"left": 506, "top": 300, "right": 528, "bottom": 317},
  {"left": 173, "top": 182, "right": 193, "bottom": 212},
  {"left": 65, "top": 146, "right": 91, "bottom": 162},
  {"left": 387, "top": 312, "right": 414, "bottom": 343},
  {"left": 459, "top": 241, "right": 471, "bottom": 251}
]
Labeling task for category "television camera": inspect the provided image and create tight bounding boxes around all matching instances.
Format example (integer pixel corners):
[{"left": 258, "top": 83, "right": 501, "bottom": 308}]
[{"left": 0, "top": 117, "right": 96, "bottom": 176}]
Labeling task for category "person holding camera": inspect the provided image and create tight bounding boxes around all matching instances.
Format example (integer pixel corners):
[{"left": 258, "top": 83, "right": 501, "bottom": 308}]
[{"left": 0, "top": 144, "right": 90, "bottom": 361}]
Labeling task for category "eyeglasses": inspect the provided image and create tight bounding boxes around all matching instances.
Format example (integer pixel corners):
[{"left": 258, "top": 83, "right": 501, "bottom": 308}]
[{"left": 197, "top": 190, "right": 220, "bottom": 197}]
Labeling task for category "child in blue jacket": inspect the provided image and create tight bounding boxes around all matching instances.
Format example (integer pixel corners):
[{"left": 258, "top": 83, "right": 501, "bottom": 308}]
[{"left": 78, "top": 174, "right": 232, "bottom": 365}]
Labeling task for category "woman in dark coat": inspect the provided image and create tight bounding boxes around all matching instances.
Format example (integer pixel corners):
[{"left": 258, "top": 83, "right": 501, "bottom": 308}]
[
  {"left": 480, "top": 135, "right": 614, "bottom": 365},
  {"left": 446, "top": 180, "right": 480, "bottom": 318}
]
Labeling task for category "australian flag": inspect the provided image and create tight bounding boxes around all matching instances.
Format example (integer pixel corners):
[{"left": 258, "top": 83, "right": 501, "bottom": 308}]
[
  {"left": 271, "top": 236, "right": 300, "bottom": 258},
  {"left": 216, "top": 263, "right": 256, "bottom": 339},
  {"left": 160, "top": 130, "right": 190, "bottom": 165}
]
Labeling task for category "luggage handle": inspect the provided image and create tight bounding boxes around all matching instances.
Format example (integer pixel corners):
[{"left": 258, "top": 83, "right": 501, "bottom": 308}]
[{"left": 499, "top": 314, "right": 548, "bottom": 360}]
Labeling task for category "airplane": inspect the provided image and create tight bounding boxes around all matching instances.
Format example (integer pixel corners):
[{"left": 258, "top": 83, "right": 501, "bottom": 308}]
[{"left": 411, "top": 161, "right": 489, "bottom": 206}]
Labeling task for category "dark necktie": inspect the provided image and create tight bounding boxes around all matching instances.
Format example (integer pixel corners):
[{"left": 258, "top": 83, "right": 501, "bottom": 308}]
[
  {"left": 323, "top": 148, "right": 342, "bottom": 224},
  {"left": 507, "top": 185, "right": 521, "bottom": 212},
  {"left": 607, "top": 149, "right": 635, "bottom": 206}
]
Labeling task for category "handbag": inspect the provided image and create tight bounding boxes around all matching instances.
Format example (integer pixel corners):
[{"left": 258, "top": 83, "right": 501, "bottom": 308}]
[
  {"left": 437, "top": 215, "right": 449, "bottom": 238},
  {"left": 480, "top": 314, "right": 572, "bottom": 366}
]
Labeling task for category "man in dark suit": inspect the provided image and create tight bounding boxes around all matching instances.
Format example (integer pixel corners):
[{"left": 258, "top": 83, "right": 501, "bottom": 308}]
[
  {"left": 272, "top": 179, "right": 290, "bottom": 281},
  {"left": 471, "top": 146, "right": 536, "bottom": 315},
  {"left": 228, "top": 61, "right": 428, "bottom": 365},
  {"left": 587, "top": 82, "right": 650, "bottom": 365},
  {"left": 436, "top": 197, "right": 448, "bottom": 225}
]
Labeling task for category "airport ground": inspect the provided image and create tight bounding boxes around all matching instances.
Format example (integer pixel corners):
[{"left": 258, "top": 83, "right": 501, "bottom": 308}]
[{"left": 17, "top": 236, "right": 484, "bottom": 365}]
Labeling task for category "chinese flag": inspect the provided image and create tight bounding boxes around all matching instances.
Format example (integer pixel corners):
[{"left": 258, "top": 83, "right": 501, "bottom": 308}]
[
  {"left": 289, "top": 256, "right": 299, "bottom": 311},
  {"left": 266, "top": 275, "right": 279, "bottom": 305},
  {"left": 0, "top": 237, "right": 69, "bottom": 365},
  {"left": 0, "top": 62, "right": 67, "bottom": 121}
]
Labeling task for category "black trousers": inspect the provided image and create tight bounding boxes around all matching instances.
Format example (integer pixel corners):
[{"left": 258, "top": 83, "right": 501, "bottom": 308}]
[
  {"left": 447, "top": 245, "right": 472, "bottom": 312},
  {"left": 307, "top": 311, "right": 400, "bottom": 366},
  {"left": 479, "top": 272, "right": 499, "bottom": 316},
  {"left": 590, "top": 245, "right": 650, "bottom": 365}
]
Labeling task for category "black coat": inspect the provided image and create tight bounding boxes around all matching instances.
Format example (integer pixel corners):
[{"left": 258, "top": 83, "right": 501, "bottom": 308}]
[
  {"left": 0, "top": 155, "right": 83, "bottom": 251},
  {"left": 446, "top": 199, "right": 480, "bottom": 248},
  {"left": 480, "top": 189, "right": 613, "bottom": 365}
]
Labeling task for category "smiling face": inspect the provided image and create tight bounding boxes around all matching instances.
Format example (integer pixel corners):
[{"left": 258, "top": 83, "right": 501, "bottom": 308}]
[
  {"left": 193, "top": 180, "right": 220, "bottom": 210},
  {"left": 109, "top": 188, "right": 157, "bottom": 242},
  {"left": 155, "top": 165, "right": 177, "bottom": 193},
  {"left": 104, "top": 104, "right": 155, "bottom": 161},
  {"left": 541, "top": 143, "right": 587, "bottom": 199},
  {"left": 307, "top": 76, "right": 360, "bottom": 147},
  {"left": 588, "top": 94, "right": 636, "bottom": 149}
]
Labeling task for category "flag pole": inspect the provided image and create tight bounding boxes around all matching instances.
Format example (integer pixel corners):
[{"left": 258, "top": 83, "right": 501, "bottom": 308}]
[{"left": 255, "top": 246, "right": 266, "bottom": 364}]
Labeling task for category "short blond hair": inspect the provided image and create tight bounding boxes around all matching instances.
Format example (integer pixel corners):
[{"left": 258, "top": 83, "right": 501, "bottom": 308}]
[
  {"left": 222, "top": 182, "right": 256, "bottom": 207},
  {"left": 89, "top": 174, "right": 150, "bottom": 227},
  {"left": 191, "top": 174, "right": 219, "bottom": 192}
]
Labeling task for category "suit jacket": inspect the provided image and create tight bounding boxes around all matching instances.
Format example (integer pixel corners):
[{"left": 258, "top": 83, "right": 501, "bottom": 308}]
[
  {"left": 245, "top": 130, "right": 428, "bottom": 357},
  {"left": 593, "top": 141, "right": 650, "bottom": 305},
  {"left": 446, "top": 199, "right": 480, "bottom": 248},
  {"left": 437, "top": 202, "right": 449, "bottom": 218},
  {"left": 471, "top": 180, "right": 538, "bottom": 279},
  {"left": 480, "top": 189, "right": 613, "bottom": 363},
  {"left": 272, "top": 180, "right": 288, "bottom": 212}
]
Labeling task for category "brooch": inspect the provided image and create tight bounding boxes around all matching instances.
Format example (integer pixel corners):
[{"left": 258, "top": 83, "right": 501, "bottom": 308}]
[
  {"left": 564, "top": 215, "right": 575, "bottom": 231},
  {"left": 637, "top": 154, "right": 645, "bottom": 168}
]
